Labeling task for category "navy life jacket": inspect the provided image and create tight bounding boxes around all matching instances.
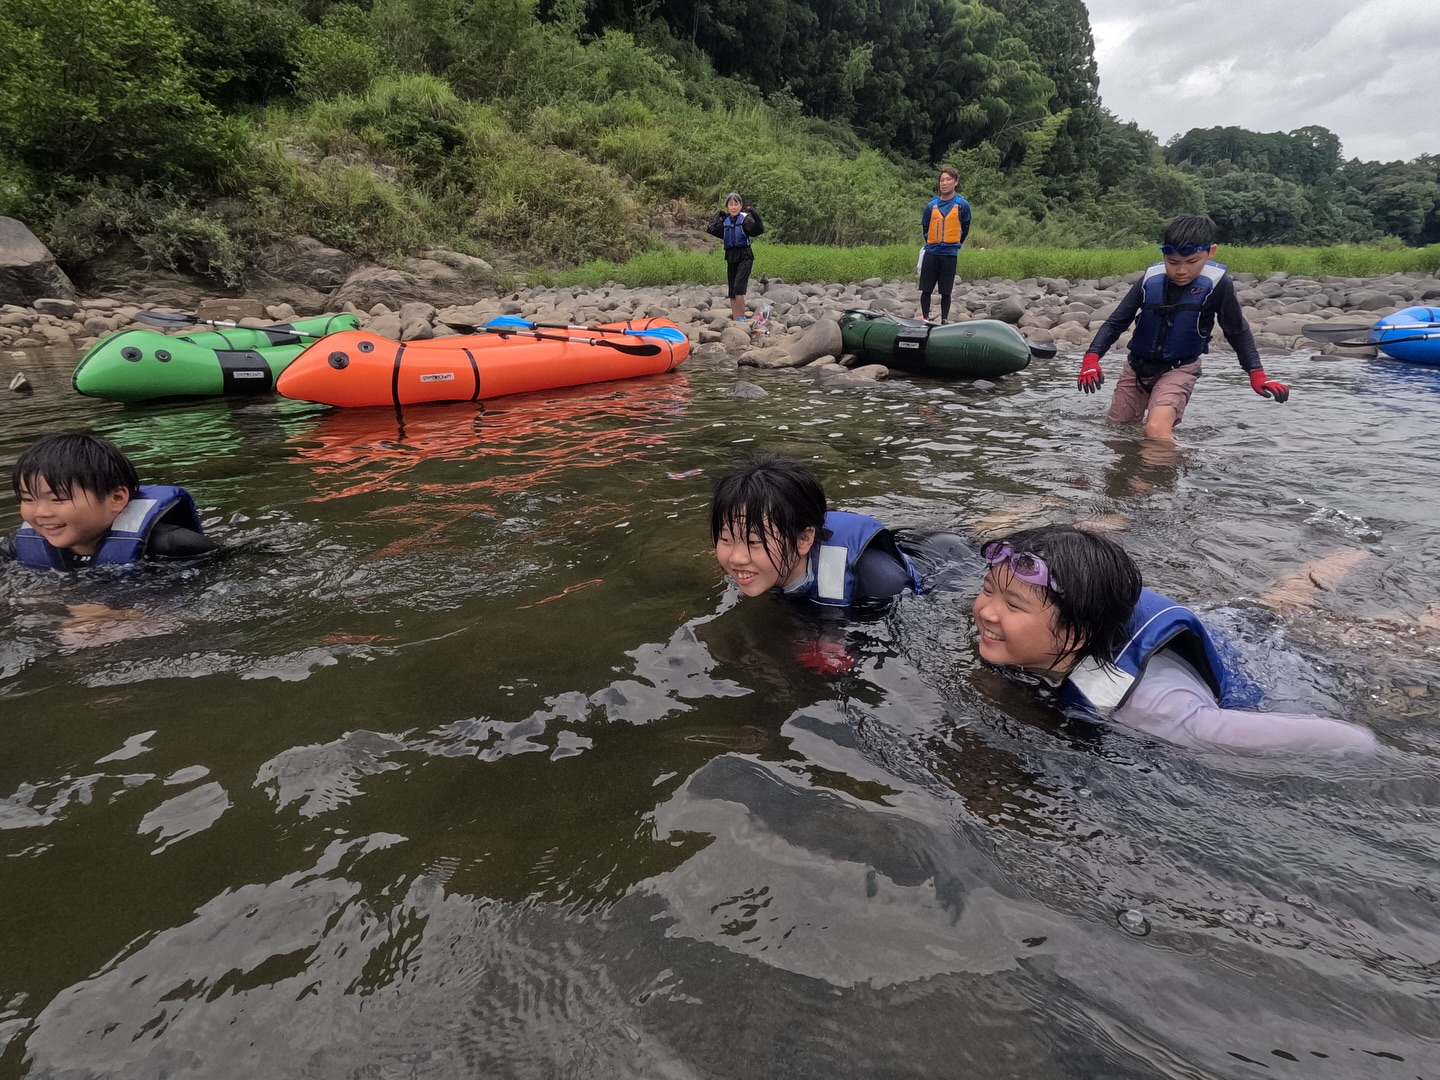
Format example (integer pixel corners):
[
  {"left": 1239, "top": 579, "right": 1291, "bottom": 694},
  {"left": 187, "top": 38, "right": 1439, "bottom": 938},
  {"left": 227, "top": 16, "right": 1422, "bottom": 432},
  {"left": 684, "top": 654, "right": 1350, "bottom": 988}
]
[
  {"left": 14, "top": 484, "right": 204, "bottom": 570},
  {"left": 723, "top": 213, "right": 752, "bottom": 251},
  {"left": 1058, "top": 587, "right": 1262, "bottom": 718},
  {"left": 1128, "top": 261, "right": 1226, "bottom": 364},
  {"left": 803, "top": 510, "right": 923, "bottom": 607}
]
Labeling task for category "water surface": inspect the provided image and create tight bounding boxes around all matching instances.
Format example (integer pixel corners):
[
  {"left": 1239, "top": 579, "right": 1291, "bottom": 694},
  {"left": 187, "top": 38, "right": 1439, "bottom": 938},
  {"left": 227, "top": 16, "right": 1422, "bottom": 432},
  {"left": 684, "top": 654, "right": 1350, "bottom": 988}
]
[{"left": 2, "top": 342, "right": 1437, "bottom": 1079}]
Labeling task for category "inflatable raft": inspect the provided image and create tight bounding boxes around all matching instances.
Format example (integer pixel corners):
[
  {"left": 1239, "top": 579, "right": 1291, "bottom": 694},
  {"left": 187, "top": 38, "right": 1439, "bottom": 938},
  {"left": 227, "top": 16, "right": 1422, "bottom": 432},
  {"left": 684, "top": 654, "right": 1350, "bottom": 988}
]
[
  {"left": 276, "top": 318, "right": 690, "bottom": 407},
  {"left": 839, "top": 310, "right": 1036, "bottom": 378},
  {"left": 73, "top": 314, "right": 360, "bottom": 401},
  {"left": 1372, "top": 306, "right": 1440, "bottom": 365}
]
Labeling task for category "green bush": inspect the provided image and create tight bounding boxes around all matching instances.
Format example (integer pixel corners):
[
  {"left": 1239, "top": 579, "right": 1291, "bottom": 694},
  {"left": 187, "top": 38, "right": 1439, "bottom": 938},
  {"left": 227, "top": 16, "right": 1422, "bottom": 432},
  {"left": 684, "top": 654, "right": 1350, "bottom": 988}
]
[{"left": 0, "top": 0, "right": 233, "bottom": 185}]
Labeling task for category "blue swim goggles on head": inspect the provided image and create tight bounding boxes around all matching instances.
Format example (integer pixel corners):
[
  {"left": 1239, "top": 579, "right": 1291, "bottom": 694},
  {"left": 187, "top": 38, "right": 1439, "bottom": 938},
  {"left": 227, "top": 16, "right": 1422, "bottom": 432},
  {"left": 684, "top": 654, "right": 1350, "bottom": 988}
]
[
  {"left": 981, "top": 540, "right": 1063, "bottom": 594},
  {"left": 1159, "top": 242, "right": 1212, "bottom": 256}
]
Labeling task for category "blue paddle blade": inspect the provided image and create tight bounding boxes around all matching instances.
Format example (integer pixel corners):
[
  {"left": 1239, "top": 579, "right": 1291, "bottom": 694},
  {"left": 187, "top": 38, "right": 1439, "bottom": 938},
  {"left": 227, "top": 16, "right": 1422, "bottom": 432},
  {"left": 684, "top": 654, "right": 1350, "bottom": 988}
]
[
  {"left": 483, "top": 313, "right": 687, "bottom": 343},
  {"left": 624, "top": 326, "right": 687, "bottom": 343}
]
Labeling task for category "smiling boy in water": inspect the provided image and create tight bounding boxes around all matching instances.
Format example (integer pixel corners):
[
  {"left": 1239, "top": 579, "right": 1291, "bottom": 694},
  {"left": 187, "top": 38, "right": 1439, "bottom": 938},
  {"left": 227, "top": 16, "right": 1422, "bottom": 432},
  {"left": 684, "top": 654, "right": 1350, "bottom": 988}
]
[
  {"left": 4, "top": 432, "right": 215, "bottom": 570},
  {"left": 1076, "top": 214, "right": 1291, "bottom": 441}
]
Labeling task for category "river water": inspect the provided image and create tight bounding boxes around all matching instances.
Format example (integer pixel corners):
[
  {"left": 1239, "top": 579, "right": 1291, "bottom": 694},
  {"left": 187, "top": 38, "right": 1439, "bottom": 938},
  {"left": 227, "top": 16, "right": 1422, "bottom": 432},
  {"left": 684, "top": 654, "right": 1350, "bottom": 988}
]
[{"left": 1, "top": 341, "right": 1437, "bottom": 1079}]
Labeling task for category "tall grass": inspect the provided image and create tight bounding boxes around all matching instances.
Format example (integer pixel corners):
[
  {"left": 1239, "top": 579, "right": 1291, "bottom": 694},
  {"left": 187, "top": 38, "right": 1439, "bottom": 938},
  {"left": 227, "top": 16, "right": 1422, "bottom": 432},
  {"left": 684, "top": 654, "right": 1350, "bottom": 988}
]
[{"left": 549, "top": 243, "right": 1440, "bottom": 288}]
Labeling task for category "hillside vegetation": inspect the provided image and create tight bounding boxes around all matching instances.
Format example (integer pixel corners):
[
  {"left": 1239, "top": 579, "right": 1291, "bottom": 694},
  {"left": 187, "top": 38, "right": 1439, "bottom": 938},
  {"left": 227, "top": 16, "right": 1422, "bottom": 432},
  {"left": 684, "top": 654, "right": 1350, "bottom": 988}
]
[{"left": 1, "top": 0, "right": 1437, "bottom": 288}]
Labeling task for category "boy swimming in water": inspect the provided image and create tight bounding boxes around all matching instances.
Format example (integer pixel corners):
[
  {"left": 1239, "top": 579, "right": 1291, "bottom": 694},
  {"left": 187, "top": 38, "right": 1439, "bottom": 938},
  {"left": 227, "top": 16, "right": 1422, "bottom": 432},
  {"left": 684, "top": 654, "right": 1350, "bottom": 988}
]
[
  {"left": 710, "top": 453, "right": 921, "bottom": 607},
  {"left": 971, "top": 524, "right": 1374, "bottom": 752},
  {"left": 4, "top": 432, "right": 215, "bottom": 570},
  {"left": 1076, "top": 213, "right": 1291, "bottom": 441}
]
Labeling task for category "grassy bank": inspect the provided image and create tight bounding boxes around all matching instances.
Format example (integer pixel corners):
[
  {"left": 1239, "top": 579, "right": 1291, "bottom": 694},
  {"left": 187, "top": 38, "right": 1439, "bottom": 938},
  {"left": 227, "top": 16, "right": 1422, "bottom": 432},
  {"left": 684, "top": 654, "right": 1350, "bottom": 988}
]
[{"left": 549, "top": 243, "right": 1440, "bottom": 289}]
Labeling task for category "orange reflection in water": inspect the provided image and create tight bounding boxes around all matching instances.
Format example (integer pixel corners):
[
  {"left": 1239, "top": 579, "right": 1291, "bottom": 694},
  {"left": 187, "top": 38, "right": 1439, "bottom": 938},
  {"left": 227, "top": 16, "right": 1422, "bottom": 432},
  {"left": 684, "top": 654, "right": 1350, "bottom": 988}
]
[{"left": 287, "top": 377, "right": 693, "bottom": 565}]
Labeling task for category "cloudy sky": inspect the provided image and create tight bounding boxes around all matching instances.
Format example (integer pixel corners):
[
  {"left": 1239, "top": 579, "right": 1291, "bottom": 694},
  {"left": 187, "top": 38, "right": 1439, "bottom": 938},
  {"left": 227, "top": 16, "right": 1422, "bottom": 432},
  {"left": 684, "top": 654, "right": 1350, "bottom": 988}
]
[{"left": 1083, "top": 0, "right": 1440, "bottom": 162}]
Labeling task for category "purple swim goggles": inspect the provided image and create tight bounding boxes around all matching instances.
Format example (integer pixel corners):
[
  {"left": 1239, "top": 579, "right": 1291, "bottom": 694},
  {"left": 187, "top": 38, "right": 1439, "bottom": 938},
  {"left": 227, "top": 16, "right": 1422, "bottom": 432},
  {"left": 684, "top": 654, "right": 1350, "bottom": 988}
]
[
  {"left": 1158, "top": 241, "right": 1212, "bottom": 256},
  {"left": 981, "top": 540, "right": 1062, "bottom": 594}
]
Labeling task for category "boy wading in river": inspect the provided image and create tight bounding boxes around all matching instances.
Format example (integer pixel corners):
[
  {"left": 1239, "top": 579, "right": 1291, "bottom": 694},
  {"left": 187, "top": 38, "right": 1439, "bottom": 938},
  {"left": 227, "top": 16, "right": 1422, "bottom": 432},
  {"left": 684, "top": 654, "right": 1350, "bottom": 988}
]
[{"left": 1076, "top": 213, "right": 1291, "bottom": 441}]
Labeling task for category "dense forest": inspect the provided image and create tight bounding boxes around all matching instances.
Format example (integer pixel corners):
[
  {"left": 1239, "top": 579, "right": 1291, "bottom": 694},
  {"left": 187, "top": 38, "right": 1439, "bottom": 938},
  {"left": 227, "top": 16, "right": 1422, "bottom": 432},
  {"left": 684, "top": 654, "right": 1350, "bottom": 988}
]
[{"left": 1, "top": 0, "right": 1436, "bottom": 286}]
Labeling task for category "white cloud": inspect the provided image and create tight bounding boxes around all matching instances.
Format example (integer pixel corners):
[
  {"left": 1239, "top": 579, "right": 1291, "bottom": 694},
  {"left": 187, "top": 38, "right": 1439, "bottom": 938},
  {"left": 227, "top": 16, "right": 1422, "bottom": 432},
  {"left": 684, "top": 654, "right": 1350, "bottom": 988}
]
[{"left": 1082, "top": 0, "right": 1440, "bottom": 161}]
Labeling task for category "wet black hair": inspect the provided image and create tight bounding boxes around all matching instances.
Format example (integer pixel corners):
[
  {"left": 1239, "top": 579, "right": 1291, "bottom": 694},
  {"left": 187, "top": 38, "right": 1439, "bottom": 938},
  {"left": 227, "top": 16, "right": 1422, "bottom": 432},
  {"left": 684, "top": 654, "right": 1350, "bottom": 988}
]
[
  {"left": 985, "top": 524, "right": 1143, "bottom": 669},
  {"left": 11, "top": 432, "right": 140, "bottom": 501},
  {"left": 710, "top": 453, "right": 827, "bottom": 577},
  {"left": 1161, "top": 213, "right": 1218, "bottom": 250}
]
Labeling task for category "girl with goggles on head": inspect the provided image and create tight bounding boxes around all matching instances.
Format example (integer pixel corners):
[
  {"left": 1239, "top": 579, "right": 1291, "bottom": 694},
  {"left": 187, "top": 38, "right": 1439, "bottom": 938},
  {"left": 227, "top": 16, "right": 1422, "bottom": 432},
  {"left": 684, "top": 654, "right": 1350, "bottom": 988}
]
[{"left": 972, "top": 525, "right": 1375, "bottom": 752}]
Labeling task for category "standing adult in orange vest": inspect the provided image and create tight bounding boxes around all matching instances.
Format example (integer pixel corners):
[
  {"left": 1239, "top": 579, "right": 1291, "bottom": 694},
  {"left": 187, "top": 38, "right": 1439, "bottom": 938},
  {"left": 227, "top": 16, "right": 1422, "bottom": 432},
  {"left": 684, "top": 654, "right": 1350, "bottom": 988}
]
[{"left": 919, "top": 166, "right": 972, "bottom": 324}]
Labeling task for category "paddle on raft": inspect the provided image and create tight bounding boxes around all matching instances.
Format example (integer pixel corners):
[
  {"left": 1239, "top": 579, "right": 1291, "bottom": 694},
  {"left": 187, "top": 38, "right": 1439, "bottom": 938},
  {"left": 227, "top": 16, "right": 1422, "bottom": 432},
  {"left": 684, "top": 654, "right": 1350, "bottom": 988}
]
[
  {"left": 1301, "top": 320, "right": 1440, "bottom": 342},
  {"left": 133, "top": 311, "right": 332, "bottom": 339},
  {"left": 483, "top": 314, "right": 688, "bottom": 343},
  {"left": 462, "top": 324, "right": 664, "bottom": 356},
  {"left": 1311, "top": 332, "right": 1440, "bottom": 349}
]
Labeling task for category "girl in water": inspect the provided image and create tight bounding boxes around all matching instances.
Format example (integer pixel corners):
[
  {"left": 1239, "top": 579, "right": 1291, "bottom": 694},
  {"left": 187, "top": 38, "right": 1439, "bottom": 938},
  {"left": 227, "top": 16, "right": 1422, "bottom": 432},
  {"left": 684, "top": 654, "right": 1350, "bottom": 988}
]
[
  {"left": 971, "top": 524, "right": 1375, "bottom": 752},
  {"left": 710, "top": 454, "right": 922, "bottom": 607}
]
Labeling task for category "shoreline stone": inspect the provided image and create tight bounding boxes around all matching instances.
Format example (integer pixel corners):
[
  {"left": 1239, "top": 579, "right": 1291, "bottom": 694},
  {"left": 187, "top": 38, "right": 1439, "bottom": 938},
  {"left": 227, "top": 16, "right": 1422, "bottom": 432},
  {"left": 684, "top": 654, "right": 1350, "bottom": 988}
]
[{"left": 11, "top": 268, "right": 1438, "bottom": 389}]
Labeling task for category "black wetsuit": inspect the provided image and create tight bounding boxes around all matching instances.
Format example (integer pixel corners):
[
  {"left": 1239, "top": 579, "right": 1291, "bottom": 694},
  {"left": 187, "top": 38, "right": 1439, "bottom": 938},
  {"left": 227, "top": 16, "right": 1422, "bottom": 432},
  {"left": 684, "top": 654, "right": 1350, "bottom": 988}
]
[{"left": 1088, "top": 274, "right": 1262, "bottom": 381}]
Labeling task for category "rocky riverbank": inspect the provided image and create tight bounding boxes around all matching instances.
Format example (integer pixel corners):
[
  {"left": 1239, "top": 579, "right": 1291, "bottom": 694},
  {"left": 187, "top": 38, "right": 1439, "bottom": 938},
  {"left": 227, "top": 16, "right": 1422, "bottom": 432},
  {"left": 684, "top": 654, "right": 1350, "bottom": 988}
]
[{"left": 6, "top": 209, "right": 1439, "bottom": 387}]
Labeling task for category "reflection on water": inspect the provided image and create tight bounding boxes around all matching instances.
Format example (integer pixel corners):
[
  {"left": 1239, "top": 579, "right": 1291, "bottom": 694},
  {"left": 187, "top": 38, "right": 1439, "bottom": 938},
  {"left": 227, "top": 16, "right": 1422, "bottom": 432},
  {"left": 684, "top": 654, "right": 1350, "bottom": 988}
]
[{"left": 1, "top": 346, "right": 1438, "bottom": 1079}]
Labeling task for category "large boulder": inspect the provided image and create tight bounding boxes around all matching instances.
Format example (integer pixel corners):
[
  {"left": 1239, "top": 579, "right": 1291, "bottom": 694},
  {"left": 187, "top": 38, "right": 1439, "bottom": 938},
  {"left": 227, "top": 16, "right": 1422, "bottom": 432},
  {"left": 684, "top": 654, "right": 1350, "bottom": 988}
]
[
  {"left": 258, "top": 236, "right": 355, "bottom": 290},
  {"left": 0, "top": 217, "right": 75, "bottom": 306},
  {"left": 784, "top": 316, "right": 843, "bottom": 365}
]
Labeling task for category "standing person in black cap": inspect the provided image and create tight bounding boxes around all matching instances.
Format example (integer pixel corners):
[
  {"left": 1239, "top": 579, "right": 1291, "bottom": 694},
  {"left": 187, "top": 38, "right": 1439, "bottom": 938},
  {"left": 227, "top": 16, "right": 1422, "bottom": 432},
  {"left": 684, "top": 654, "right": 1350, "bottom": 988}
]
[{"left": 706, "top": 191, "right": 764, "bottom": 323}]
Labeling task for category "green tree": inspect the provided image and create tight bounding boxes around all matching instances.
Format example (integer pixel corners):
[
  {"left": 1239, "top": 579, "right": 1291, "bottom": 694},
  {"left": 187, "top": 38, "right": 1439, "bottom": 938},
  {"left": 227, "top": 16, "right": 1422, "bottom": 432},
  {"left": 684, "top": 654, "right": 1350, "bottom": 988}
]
[{"left": 0, "top": 0, "right": 232, "bottom": 183}]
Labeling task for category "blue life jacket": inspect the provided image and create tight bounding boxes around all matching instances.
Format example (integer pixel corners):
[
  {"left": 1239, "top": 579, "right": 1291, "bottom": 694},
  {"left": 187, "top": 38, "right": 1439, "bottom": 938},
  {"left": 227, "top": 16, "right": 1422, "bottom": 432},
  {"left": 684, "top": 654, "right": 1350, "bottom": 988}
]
[
  {"left": 1059, "top": 587, "right": 1262, "bottom": 717},
  {"left": 1128, "top": 261, "right": 1226, "bottom": 364},
  {"left": 802, "top": 510, "right": 923, "bottom": 607},
  {"left": 722, "top": 213, "right": 752, "bottom": 251},
  {"left": 14, "top": 484, "right": 204, "bottom": 570}
]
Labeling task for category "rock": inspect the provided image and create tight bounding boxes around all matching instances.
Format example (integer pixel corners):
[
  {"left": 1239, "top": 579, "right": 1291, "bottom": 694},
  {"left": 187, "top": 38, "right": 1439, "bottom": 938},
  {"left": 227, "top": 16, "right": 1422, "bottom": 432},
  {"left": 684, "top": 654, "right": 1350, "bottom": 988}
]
[
  {"left": 738, "top": 347, "right": 809, "bottom": 369},
  {"left": 419, "top": 248, "right": 495, "bottom": 278},
  {"left": 257, "top": 236, "right": 355, "bottom": 291},
  {"left": 367, "top": 312, "right": 403, "bottom": 340},
  {"left": 9, "top": 371, "right": 31, "bottom": 393},
  {"left": 0, "top": 217, "right": 75, "bottom": 306},
  {"left": 399, "top": 301, "right": 437, "bottom": 326},
  {"left": 761, "top": 284, "right": 802, "bottom": 307},
  {"left": 989, "top": 296, "right": 1026, "bottom": 323},
  {"left": 265, "top": 302, "right": 298, "bottom": 322},
  {"left": 329, "top": 265, "right": 475, "bottom": 312},
  {"left": 399, "top": 316, "right": 433, "bottom": 341},
  {"left": 719, "top": 324, "right": 750, "bottom": 353},
  {"left": 729, "top": 380, "right": 768, "bottom": 398},
  {"left": 196, "top": 298, "right": 266, "bottom": 323},
  {"left": 847, "top": 364, "right": 888, "bottom": 381},
  {"left": 784, "top": 316, "right": 843, "bottom": 365},
  {"left": 33, "top": 297, "right": 79, "bottom": 320},
  {"left": 1348, "top": 290, "right": 1395, "bottom": 311}
]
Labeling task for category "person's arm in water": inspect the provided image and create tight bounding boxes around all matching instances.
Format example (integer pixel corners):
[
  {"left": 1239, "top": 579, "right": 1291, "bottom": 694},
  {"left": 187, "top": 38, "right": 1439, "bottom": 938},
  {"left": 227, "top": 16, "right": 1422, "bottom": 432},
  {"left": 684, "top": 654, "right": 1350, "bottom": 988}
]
[
  {"left": 1113, "top": 650, "right": 1376, "bottom": 752},
  {"left": 1208, "top": 275, "right": 1262, "bottom": 373},
  {"left": 852, "top": 535, "right": 917, "bottom": 600},
  {"left": 146, "top": 523, "right": 218, "bottom": 560}
]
